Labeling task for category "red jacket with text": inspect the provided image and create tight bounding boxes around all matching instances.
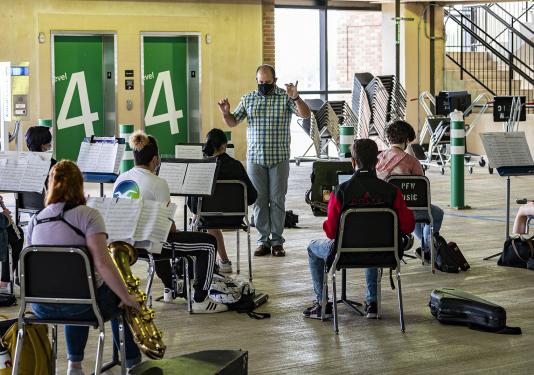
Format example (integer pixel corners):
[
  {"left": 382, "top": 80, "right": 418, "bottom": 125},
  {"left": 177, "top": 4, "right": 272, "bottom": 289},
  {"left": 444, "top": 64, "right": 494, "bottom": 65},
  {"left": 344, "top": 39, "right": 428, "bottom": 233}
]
[{"left": 323, "top": 169, "right": 415, "bottom": 239}]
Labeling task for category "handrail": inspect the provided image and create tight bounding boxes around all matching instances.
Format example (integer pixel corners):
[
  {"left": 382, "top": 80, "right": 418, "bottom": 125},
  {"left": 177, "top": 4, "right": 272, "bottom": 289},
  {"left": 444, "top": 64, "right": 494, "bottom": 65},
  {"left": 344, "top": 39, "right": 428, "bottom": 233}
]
[
  {"left": 494, "top": 2, "right": 534, "bottom": 37},
  {"left": 481, "top": 5, "right": 534, "bottom": 50}
]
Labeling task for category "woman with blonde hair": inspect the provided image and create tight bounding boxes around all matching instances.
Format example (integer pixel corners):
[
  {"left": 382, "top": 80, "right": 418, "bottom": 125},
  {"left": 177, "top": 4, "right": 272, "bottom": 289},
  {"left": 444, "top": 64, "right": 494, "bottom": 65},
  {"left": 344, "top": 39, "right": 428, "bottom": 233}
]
[{"left": 28, "top": 160, "right": 141, "bottom": 374}]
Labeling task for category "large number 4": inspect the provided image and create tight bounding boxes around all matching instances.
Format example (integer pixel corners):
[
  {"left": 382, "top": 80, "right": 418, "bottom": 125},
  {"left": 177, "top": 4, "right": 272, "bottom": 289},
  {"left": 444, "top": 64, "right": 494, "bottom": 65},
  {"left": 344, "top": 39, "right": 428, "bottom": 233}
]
[
  {"left": 57, "top": 71, "right": 99, "bottom": 136},
  {"left": 145, "top": 70, "right": 183, "bottom": 134}
]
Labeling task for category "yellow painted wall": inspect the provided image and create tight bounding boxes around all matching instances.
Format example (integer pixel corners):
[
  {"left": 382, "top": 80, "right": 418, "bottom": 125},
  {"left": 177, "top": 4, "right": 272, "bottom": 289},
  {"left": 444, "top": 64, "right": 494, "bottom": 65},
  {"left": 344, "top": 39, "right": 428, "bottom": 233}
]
[{"left": 0, "top": 0, "right": 263, "bottom": 160}]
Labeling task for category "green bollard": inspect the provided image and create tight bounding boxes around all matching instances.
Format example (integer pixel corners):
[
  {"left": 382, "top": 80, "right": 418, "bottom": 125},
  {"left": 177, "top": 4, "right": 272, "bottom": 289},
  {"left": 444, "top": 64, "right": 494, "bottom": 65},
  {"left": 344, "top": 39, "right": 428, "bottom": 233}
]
[
  {"left": 120, "top": 124, "right": 135, "bottom": 173},
  {"left": 38, "top": 119, "right": 52, "bottom": 127},
  {"left": 450, "top": 110, "right": 465, "bottom": 209},
  {"left": 339, "top": 125, "right": 354, "bottom": 158}
]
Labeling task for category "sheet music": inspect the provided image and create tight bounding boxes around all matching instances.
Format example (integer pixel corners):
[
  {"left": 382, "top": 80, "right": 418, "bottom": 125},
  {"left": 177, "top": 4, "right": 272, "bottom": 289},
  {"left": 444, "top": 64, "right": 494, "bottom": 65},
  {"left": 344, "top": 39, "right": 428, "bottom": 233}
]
[
  {"left": 227, "top": 145, "right": 235, "bottom": 158},
  {"left": 175, "top": 144, "right": 203, "bottom": 159},
  {"left": 480, "top": 132, "right": 534, "bottom": 168},
  {"left": 182, "top": 163, "right": 217, "bottom": 195},
  {"left": 77, "top": 139, "right": 123, "bottom": 174},
  {"left": 87, "top": 197, "right": 175, "bottom": 253},
  {"left": 158, "top": 163, "right": 188, "bottom": 194},
  {"left": 0, "top": 151, "right": 52, "bottom": 192}
]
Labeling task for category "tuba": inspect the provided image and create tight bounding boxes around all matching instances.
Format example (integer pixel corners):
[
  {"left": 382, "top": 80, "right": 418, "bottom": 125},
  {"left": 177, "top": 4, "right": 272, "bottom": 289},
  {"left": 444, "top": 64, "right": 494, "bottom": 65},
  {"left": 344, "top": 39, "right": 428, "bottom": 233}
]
[{"left": 108, "top": 241, "right": 166, "bottom": 359}]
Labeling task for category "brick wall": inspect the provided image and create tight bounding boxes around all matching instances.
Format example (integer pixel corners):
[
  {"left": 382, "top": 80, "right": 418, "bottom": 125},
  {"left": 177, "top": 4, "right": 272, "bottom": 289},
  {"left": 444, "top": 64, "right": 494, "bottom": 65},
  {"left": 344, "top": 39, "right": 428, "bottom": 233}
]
[
  {"left": 335, "top": 12, "right": 382, "bottom": 88},
  {"left": 262, "top": 0, "right": 275, "bottom": 67}
]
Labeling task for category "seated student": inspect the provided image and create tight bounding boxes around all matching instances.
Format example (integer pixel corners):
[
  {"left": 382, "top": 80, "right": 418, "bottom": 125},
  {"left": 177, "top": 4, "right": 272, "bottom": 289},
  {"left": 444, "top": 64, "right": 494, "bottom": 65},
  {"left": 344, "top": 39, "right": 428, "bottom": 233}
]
[
  {"left": 188, "top": 128, "right": 257, "bottom": 273},
  {"left": 304, "top": 139, "right": 415, "bottom": 319},
  {"left": 513, "top": 201, "right": 534, "bottom": 234},
  {"left": 376, "top": 120, "right": 445, "bottom": 261},
  {"left": 113, "top": 130, "right": 227, "bottom": 313},
  {"left": 28, "top": 160, "right": 141, "bottom": 374},
  {"left": 0, "top": 197, "right": 23, "bottom": 292}
]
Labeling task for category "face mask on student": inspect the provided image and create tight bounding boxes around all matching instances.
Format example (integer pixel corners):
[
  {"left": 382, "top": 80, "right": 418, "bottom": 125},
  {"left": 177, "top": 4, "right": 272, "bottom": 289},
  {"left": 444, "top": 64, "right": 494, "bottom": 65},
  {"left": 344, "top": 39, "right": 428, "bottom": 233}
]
[{"left": 258, "top": 82, "right": 275, "bottom": 96}]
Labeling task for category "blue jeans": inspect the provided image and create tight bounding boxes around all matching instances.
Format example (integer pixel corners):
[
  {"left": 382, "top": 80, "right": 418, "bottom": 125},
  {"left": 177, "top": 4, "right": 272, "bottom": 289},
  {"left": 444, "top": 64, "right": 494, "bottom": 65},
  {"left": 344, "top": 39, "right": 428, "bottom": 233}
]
[
  {"left": 32, "top": 284, "right": 141, "bottom": 367},
  {"left": 414, "top": 204, "right": 444, "bottom": 251},
  {"left": 247, "top": 160, "right": 290, "bottom": 247},
  {"left": 307, "top": 239, "right": 378, "bottom": 304}
]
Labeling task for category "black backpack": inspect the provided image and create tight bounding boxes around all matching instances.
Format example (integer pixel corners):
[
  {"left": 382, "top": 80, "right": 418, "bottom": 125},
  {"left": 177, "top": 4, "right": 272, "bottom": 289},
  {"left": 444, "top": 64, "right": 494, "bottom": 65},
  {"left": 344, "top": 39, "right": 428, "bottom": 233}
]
[{"left": 434, "top": 234, "right": 470, "bottom": 273}]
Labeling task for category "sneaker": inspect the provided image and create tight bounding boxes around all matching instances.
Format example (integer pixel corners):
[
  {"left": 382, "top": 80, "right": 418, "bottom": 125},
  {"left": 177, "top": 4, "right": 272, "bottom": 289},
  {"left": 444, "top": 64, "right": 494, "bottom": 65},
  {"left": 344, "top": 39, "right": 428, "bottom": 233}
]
[
  {"left": 67, "top": 367, "right": 85, "bottom": 375},
  {"left": 216, "top": 259, "right": 233, "bottom": 274},
  {"left": 192, "top": 297, "right": 229, "bottom": 314},
  {"left": 364, "top": 301, "right": 378, "bottom": 319},
  {"left": 303, "top": 301, "right": 332, "bottom": 320},
  {"left": 415, "top": 247, "right": 431, "bottom": 262},
  {"left": 254, "top": 245, "right": 271, "bottom": 256},
  {"left": 163, "top": 288, "right": 173, "bottom": 303}
]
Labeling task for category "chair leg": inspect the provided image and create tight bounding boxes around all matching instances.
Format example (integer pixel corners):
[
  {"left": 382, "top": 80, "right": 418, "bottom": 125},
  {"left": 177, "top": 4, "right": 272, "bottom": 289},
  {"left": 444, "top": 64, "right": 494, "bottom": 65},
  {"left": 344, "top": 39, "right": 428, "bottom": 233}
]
[
  {"left": 332, "top": 271, "right": 339, "bottom": 334},
  {"left": 430, "top": 224, "right": 436, "bottom": 274},
  {"left": 377, "top": 268, "right": 383, "bottom": 320},
  {"left": 396, "top": 267, "right": 406, "bottom": 332},
  {"left": 94, "top": 328, "right": 105, "bottom": 375},
  {"left": 52, "top": 324, "right": 58, "bottom": 374},
  {"left": 236, "top": 230, "right": 241, "bottom": 275},
  {"left": 118, "top": 315, "right": 127, "bottom": 374},
  {"left": 185, "top": 259, "right": 192, "bottom": 313},
  {"left": 145, "top": 255, "right": 155, "bottom": 308},
  {"left": 321, "top": 264, "right": 328, "bottom": 321},
  {"left": 12, "top": 323, "right": 25, "bottom": 374},
  {"left": 8, "top": 245, "right": 13, "bottom": 295},
  {"left": 247, "top": 228, "right": 253, "bottom": 282}
]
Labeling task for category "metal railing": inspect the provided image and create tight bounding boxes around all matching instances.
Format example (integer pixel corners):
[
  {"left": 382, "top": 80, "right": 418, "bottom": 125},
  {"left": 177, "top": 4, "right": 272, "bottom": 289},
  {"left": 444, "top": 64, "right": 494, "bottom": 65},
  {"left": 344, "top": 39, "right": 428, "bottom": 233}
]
[{"left": 445, "top": 2, "right": 534, "bottom": 100}]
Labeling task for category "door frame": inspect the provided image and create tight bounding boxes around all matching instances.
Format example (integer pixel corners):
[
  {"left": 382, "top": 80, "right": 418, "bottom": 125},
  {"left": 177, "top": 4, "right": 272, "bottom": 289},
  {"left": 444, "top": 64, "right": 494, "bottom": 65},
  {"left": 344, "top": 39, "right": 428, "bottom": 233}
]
[
  {"left": 140, "top": 32, "right": 202, "bottom": 143},
  {"left": 50, "top": 31, "right": 118, "bottom": 152}
]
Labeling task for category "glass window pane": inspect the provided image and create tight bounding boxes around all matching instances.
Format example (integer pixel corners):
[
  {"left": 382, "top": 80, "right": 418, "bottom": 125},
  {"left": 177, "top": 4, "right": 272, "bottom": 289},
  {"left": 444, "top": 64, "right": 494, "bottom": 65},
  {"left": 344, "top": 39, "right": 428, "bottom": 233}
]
[
  {"left": 327, "top": 10, "right": 382, "bottom": 90},
  {"left": 275, "top": 8, "right": 321, "bottom": 91}
]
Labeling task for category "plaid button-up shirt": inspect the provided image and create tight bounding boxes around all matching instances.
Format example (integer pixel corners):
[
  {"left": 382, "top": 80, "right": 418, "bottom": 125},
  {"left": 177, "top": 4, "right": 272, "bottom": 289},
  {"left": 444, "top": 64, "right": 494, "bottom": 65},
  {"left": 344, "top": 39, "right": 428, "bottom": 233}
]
[{"left": 232, "top": 86, "right": 298, "bottom": 166}]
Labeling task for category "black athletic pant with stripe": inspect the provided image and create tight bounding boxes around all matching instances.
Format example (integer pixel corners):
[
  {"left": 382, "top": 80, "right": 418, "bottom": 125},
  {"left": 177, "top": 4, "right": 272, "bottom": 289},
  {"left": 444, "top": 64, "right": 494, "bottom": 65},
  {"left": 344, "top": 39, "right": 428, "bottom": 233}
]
[
  {"left": 153, "top": 231, "right": 217, "bottom": 302},
  {"left": 1, "top": 225, "right": 24, "bottom": 283}
]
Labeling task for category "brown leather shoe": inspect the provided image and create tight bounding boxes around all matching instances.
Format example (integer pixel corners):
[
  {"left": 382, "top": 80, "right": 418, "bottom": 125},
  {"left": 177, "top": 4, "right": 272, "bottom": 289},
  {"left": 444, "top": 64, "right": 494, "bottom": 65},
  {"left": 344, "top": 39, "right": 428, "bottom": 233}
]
[
  {"left": 272, "top": 245, "right": 286, "bottom": 257},
  {"left": 254, "top": 245, "right": 271, "bottom": 256}
]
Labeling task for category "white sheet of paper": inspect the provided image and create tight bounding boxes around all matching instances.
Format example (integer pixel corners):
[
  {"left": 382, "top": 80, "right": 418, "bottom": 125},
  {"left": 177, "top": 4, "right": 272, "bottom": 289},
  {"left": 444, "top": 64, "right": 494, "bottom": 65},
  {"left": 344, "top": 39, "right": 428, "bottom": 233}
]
[
  {"left": 0, "top": 151, "right": 51, "bottom": 192},
  {"left": 181, "top": 162, "right": 217, "bottom": 195},
  {"left": 114, "top": 144, "right": 126, "bottom": 175},
  {"left": 158, "top": 163, "right": 188, "bottom": 194},
  {"left": 77, "top": 140, "right": 122, "bottom": 174},
  {"left": 227, "top": 145, "right": 235, "bottom": 158},
  {"left": 480, "top": 132, "right": 534, "bottom": 168},
  {"left": 87, "top": 198, "right": 140, "bottom": 240},
  {"left": 175, "top": 144, "right": 203, "bottom": 160}
]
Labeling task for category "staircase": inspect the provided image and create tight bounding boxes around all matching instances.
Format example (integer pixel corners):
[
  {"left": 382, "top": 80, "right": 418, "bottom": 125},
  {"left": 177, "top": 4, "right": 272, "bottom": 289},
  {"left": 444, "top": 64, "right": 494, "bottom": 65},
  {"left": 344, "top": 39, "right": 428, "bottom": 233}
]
[{"left": 444, "top": 2, "right": 534, "bottom": 101}]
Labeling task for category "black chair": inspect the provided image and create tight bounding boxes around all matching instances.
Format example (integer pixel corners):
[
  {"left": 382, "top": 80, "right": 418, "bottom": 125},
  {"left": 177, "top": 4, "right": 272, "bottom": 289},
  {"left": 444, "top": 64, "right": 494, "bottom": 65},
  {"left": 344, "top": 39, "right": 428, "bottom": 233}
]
[
  {"left": 13, "top": 246, "right": 127, "bottom": 374},
  {"left": 322, "top": 207, "right": 405, "bottom": 333},
  {"left": 15, "top": 191, "right": 45, "bottom": 226},
  {"left": 194, "top": 180, "right": 252, "bottom": 281},
  {"left": 386, "top": 175, "right": 436, "bottom": 273}
]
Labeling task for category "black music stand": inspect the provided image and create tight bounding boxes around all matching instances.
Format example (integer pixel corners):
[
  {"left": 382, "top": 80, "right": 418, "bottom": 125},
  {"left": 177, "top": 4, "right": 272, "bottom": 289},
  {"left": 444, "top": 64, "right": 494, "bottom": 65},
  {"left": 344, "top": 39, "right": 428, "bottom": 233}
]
[{"left": 480, "top": 132, "right": 534, "bottom": 260}]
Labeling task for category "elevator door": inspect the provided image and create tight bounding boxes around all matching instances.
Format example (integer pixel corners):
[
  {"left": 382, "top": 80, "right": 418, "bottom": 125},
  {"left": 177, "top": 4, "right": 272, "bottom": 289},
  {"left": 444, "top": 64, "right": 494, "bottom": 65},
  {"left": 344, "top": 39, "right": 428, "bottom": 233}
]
[
  {"left": 142, "top": 35, "right": 200, "bottom": 157},
  {"left": 53, "top": 34, "right": 116, "bottom": 161}
]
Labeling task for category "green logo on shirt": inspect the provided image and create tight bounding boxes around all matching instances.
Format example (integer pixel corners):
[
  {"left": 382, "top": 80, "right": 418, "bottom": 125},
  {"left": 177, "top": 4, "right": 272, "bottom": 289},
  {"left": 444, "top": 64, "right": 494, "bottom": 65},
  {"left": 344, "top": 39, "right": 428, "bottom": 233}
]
[{"left": 113, "top": 180, "right": 140, "bottom": 199}]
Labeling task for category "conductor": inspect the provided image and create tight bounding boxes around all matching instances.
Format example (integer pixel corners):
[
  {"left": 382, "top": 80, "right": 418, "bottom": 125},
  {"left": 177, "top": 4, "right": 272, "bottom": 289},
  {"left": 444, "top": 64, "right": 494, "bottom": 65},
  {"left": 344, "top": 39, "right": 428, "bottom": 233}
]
[{"left": 218, "top": 64, "right": 311, "bottom": 257}]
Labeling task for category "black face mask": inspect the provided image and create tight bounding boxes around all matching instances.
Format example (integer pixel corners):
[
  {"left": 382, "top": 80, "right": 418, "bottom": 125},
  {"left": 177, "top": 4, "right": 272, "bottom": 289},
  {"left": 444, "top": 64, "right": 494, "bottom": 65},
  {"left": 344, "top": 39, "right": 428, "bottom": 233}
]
[{"left": 258, "top": 82, "right": 275, "bottom": 96}]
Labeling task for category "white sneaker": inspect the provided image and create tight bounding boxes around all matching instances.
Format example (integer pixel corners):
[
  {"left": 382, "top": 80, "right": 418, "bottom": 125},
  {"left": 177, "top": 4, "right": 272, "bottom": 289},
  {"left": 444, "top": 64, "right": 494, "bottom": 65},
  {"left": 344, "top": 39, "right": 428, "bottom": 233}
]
[
  {"left": 216, "top": 259, "right": 233, "bottom": 274},
  {"left": 163, "top": 288, "right": 173, "bottom": 303},
  {"left": 192, "top": 297, "right": 229, "bottom": 314}
]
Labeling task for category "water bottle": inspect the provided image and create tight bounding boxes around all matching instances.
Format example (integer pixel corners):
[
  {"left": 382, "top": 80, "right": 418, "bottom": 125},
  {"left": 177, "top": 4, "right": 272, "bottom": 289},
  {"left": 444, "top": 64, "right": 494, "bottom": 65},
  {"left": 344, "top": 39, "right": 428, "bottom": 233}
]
[{"left": 0, "top": 346, "right": 12, "bottom": 369}]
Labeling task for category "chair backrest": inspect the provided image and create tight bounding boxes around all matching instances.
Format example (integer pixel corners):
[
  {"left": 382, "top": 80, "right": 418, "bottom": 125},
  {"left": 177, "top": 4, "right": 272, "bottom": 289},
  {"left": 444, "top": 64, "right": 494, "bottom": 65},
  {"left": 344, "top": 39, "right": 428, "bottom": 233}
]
[
  {"left": 17, "top": 192, "right": 46, "bottom": 211},
  {"left": 333, "top": 207, "right": 399, "bottom": 270},
  {"left": 386, "top": 175, "right": 432, "bottom": 222},
  {"left": 19, "top": 246, "right": 97, "bottom": 304},
  {"left": 198, "top": 180, "right": 247, "bottom": 219}
]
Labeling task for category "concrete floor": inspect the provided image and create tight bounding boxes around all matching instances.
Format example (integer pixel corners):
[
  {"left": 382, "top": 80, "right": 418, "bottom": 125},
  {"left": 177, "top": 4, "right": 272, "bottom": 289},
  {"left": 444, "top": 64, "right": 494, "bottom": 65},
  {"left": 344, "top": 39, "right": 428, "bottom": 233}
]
[{"left": 2, "top": 161, "right": 534, "bottom": 374}]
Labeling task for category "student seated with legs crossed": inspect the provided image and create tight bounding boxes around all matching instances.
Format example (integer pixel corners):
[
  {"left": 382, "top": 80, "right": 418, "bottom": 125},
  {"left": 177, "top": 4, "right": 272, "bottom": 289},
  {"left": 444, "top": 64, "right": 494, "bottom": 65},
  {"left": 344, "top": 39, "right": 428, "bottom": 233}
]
[
  {"left": 113, "top": 130, "right": 227, "bottom": 313},
  {"left": 376, "top": 120, "right": 445, "bottom": 262},
  {"left": 28, "top": 161, "right": 141, "bottom": 374},
  {"left": 304, "top": 139, "right": 415, "bottom": 320},
  {"left": 188, "top": 128, "right": 258, "bottom": 273}
]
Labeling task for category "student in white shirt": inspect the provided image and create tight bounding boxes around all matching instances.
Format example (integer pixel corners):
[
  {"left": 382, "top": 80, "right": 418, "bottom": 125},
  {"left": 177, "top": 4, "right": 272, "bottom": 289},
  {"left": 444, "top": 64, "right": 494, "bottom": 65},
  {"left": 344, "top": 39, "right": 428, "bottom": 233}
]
[{"left": 113, "top": 130, "right": 226, "bottom": 314}]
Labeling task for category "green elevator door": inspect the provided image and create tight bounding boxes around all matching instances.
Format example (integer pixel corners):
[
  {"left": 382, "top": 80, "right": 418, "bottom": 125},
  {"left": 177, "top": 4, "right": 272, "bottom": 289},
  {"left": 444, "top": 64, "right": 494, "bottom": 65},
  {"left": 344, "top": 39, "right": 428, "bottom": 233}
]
[
  {"left": 143, "top": 36, "right": 188, "bottom": 156},
  {"left": 53, "top": 35, "right": 108, "bottom": 161}
]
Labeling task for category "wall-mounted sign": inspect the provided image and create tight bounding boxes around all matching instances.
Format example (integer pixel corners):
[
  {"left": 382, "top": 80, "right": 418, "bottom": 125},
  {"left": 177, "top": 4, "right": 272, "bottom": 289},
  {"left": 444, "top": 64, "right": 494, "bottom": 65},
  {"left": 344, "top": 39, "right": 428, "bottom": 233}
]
[{"left": 125, "top": 79, "right": 134, "bottom": 90}]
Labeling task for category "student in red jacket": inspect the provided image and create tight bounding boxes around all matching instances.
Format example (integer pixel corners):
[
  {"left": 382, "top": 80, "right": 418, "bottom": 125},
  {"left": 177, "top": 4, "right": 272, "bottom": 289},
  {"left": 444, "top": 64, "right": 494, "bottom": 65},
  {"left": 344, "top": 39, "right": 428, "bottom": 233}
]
[{"left": 303, "top": 139, "right": 415, "bottom": 320}]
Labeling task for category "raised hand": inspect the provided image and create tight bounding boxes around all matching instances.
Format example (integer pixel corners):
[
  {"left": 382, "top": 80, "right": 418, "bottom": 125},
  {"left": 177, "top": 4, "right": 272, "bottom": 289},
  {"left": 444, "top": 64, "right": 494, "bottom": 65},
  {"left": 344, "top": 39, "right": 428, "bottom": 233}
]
[
  {"left": 217, "top": 98, "right": 231, "bottom": 115},
  {"left": 284, "top": 80, "right": 299, "bottom": 100}
]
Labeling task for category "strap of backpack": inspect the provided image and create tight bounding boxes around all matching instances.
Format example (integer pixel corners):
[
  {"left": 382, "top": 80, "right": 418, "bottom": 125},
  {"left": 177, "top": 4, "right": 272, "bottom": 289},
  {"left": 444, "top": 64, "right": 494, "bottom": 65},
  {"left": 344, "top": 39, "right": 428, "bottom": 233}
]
[{"left": 511, "top": 240, "right": 528, "bottom": 263}]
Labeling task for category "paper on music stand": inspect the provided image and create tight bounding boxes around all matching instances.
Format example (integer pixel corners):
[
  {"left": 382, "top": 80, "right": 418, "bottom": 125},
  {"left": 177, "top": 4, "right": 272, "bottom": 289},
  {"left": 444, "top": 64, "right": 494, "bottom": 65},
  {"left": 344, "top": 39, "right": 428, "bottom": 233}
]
[
  {"left": 175, "top": 144, "right": 203, "bottom": 160},
  {"left": 87, "top": 197, "right": 177, "bottom": 254},
  {"left": 158, "top": 163, "right": 188, "bottom": 194},
  {"left": 181, "top": 163, "right": 217, "bottom": 196},
  {"left": 0, "top": 151, "right": 52, "bottom": 192},
  {"left": 226, "top": 145, "right": 235, "bottom": 158},
  {"left": 480, "top": 132, "right": 534, "bottom": 168},
  {"left": 77, "top": 138, "right": 125, "bottom": 174}
]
